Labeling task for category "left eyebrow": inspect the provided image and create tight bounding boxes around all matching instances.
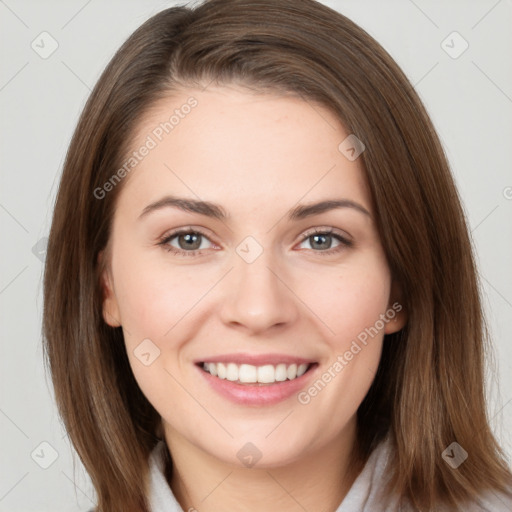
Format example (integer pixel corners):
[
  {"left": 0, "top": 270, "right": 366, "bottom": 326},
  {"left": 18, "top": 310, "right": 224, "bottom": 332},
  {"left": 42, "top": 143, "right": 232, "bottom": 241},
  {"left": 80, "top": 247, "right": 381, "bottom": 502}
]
[
  {"left": 287, "top": 199, "right": 371, "bottom": 220},
  {"left": 137, "top": 196, "right": 371, "bottom": 221}
]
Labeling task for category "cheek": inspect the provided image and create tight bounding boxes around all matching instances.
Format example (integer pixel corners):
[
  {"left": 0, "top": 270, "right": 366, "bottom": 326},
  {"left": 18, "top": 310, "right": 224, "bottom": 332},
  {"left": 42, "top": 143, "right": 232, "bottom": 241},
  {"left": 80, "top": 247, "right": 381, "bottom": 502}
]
[
  {"left": 294, "top": 258, "right": 391, "bottom": 421},
  {"left": 290, "top": 255, "right": 390, "bottom": 409},
  {"left": 111, "top": 251, "right": 213, "bottom": 345},
  {"left": 299, "top": 261, "right": 391, "bottom": 349},
  {"left": 110, "top": 257, "right": 203, "bottom": 418}
]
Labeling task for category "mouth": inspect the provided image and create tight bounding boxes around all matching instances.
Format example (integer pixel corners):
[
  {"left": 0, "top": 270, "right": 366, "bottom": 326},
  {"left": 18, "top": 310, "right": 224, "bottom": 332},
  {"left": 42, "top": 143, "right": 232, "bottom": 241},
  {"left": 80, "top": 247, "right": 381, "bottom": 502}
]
[
  {"left": 194, "top": 356, "right": 319, "bottom": 406},
  {"left": 197, "top": 361, "right": 316, "bottom": 385}
]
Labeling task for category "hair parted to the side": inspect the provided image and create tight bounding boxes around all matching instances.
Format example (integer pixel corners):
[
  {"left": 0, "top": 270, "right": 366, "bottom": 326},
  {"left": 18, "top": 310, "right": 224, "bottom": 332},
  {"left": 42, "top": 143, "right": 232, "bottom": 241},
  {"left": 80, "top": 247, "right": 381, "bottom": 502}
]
[{"left": 43, "top": 0, "right": 512, "bottom": 510}]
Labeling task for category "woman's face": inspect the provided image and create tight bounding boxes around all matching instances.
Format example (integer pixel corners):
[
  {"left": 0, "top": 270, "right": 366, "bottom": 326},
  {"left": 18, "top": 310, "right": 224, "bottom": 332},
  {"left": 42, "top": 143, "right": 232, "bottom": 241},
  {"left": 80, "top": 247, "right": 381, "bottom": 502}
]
[{"left": 101, "top": 85, "right": 406, "bottom": 467}]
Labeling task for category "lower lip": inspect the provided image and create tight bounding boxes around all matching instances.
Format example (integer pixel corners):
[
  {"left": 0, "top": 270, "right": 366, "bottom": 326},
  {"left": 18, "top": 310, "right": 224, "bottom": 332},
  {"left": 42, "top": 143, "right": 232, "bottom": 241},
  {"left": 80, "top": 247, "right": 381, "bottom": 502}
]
[{"left": 196, "top": 363, "right": 318, "bottom": 406}]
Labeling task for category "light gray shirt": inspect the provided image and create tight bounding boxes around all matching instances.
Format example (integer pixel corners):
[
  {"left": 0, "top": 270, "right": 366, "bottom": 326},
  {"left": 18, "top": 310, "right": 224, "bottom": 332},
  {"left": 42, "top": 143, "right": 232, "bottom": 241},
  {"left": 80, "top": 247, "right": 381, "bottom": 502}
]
[{"left": 147, "top": 438, "right": 512, "bottom": 511}]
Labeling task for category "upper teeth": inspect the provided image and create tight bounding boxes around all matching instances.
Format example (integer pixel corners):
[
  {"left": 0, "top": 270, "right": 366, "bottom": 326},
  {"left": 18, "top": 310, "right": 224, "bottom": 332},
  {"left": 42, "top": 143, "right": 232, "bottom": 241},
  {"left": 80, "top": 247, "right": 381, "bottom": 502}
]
[{"left": 203, "top": 362, "right": 310, "bottom": 383}]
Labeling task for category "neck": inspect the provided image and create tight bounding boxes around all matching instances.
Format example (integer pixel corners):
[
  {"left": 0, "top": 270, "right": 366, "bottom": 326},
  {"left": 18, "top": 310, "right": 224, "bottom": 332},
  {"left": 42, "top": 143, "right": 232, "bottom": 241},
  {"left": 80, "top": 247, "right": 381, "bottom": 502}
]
[{"left": 163, "top": 420, "right": 362, "bottom": 512}]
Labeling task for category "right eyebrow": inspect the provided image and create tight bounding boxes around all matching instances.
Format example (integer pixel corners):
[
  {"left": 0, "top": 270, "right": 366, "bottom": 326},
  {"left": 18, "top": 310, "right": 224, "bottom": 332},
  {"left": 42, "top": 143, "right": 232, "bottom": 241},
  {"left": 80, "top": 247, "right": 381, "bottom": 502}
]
[{"left": 138, "top": 196, "right": 228, "bottom": 221}]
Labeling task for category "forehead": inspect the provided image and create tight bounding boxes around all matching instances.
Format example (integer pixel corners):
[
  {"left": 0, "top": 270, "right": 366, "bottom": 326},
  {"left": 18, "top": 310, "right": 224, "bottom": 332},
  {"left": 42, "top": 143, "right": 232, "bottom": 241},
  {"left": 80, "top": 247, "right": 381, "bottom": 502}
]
[{"left": 115, "top": 85, "right": 372, "bottom": 218}]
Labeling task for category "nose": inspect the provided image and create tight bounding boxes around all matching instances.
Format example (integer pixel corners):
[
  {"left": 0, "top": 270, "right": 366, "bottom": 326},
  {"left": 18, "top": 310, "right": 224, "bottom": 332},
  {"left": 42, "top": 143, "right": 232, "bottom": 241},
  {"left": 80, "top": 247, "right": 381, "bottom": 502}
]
[{"left": 219, "top": 249, "right": 299, "bottom": 335}]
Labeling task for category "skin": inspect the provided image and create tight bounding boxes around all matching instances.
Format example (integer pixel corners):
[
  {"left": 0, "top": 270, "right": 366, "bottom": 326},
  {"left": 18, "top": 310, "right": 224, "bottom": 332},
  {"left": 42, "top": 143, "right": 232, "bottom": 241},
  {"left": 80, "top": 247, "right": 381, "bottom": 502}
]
[{"left": 101, "top": 84, "right": 407, "bottom": 512}]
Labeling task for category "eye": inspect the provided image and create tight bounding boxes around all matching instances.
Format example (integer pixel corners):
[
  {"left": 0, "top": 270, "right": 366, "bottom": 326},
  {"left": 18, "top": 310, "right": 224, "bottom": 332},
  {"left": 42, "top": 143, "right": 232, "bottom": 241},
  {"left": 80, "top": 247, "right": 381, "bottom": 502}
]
[
  {"left": 158, "top": 228, "right": 215, "bottom": 256},
  {"left": 297, "top": 228, "right": 352, "bottom": 255}
]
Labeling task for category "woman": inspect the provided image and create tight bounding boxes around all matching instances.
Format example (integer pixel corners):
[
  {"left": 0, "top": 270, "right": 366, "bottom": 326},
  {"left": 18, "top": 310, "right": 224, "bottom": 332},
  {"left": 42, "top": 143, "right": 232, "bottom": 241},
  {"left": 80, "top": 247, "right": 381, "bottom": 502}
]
[{"left": 43, "top": 0, "right": 512, "bottom": 510}]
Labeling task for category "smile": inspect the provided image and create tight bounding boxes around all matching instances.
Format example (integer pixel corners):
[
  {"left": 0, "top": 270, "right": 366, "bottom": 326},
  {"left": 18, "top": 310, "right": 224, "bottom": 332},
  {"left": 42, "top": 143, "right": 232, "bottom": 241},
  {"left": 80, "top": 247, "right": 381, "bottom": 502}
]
[
  {"left": 195, "top": 357, "right": 318, "bottom": 406},
  {"left": 201, "top": 362, "right": 311, "bottom": 385}
]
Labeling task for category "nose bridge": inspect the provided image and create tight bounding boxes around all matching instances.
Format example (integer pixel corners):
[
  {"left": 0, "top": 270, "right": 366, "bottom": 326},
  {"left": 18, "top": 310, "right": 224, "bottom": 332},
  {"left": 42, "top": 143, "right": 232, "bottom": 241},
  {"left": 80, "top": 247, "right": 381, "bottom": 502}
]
[{"left": 219, "top": 238, "right": 298, "bottom": 333}]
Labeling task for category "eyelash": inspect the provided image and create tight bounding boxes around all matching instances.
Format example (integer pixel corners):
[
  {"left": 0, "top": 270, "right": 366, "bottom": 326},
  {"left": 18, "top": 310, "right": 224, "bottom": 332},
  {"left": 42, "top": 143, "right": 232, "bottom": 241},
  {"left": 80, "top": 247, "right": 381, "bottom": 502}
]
[{"left": 157, "top": 226, "right": 353, "bottom": 257}]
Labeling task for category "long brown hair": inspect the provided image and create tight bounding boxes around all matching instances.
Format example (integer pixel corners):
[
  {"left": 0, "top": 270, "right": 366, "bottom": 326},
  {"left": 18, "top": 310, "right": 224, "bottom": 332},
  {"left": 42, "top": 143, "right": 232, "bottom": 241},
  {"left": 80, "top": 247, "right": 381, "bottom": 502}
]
[{"left": 43, "top": 0, "right": 512, "bottom": 510}]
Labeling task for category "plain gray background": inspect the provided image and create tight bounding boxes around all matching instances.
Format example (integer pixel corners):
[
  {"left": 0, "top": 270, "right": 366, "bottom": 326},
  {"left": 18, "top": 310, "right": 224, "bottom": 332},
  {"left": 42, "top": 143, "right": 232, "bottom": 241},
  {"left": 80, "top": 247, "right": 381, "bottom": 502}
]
[{"left": 1, "top": 0, "right": 511, "bottom": 510}]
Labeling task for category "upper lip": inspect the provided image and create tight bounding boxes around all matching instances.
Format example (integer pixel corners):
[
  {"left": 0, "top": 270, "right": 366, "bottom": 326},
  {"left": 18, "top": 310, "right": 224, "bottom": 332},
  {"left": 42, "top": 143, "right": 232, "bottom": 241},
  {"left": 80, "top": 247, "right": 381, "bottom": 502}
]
[{"left": 195, "top": 353, "right": 315, "bottom": 366}]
